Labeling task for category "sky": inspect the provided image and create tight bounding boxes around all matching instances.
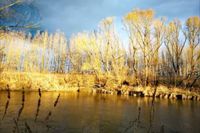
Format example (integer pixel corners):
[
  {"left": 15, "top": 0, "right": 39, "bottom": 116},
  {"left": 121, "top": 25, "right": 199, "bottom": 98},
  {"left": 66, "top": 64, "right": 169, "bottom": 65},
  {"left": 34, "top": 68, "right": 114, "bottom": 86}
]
[{"left": 34, "top": 0, "right": 200, "bottom": 37}]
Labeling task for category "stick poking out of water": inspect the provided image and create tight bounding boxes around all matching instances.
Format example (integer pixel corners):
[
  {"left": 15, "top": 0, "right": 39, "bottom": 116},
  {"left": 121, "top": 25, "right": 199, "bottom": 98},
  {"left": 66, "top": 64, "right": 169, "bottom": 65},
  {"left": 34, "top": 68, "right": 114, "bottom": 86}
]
[
  {"left": 22, "top": 87, "right": 25, "bottom": 105},
  {"left": 7, "top": 84, "right": 10, "bottom": 99},
  {"left": 45, "top": 93, "right": 61, "bottom": 121},
  {"left": 2, "top": 85, "right": 11, "bottom": 120},
  {"left": 45, "top": 111, "right": 52, "bottom": 121},
  {"left": 13, "top": 118, "right": 20, "bottom": 133},
  {"left": 2, "top": 99, "right": 10, "bottom": 120},
  {"left": 39, "top": 88, "right": 42, "bottom": 97},
  {"left": 54, "top": 93, "right": 60, "bottom": 107},
  {"left": 25, "top": 122, "right": 32, "bottom": 133},
  {"left": 35, "top": 91, "right": 41, "bottom": 122},
  {"left": 17, "top": 89, "right": 25, "bottom": 121}
]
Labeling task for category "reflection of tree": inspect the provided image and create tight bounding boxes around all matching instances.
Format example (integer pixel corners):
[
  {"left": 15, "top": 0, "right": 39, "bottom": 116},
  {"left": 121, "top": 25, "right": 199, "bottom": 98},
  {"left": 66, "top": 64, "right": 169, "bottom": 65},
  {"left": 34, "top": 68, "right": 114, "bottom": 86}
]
[
  {"left": 147, "top": 98, "right": 155, "bottom": 132},
  {"left": 45, "top": 111, "right": 52, "bottom": 121},
  {"left": 45, "top": 93, "right": 61, "bottom": 132},
  {"left": 25, "top": 121, "right": 32, "bottom": 133},
  {"left": 12, "top": 89, "right": 25, "bottom": 133},
  {"left": 13, "top": 119, "right": 33, "bottom": 133},
  {"left": 147, "top": 83, "right": 158, "bottom": 133},
  {"left": 45, "top": 93, "right": 60, "bottom": 121},
  {"left": 123, "top": 107, "right": 143, "bottom": 133},
  {"left": 35, "top": 89, "right": 42, "bottom": 122},
  {"left": 2, "top": 99, "right": 10, "bottom": 120},
  {"left": 81, "top": 119, "right": 99, "bottom": 133},
  {"left": 2, "top": 85, "right": 11, "bottom": 120},
  {"left": 17, "top": 88, "right": 25, "bottom": 121},
  {"left": 13, "top": 118, "right": 20, "bottom": 133}
]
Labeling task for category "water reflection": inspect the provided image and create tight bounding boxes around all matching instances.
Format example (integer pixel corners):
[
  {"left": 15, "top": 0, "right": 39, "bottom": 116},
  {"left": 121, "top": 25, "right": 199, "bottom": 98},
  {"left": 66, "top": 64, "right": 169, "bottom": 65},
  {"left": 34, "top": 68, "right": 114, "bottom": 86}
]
[
  {"left": 2, "top": 98, "right": 10, "bottom": 120},
  {"left": 45, "top": 93, "right": 60, "bottom": 121},
  {"left": 25, "top": 122, "right": 32, "bottom": 133},
  {"left": 54, "top": 93, "right": 60, "bottom": 107},
  {"left": 45, "top": 111, "right": 52, "bottom": 121},
  {"left": 147, "top": 89, "right": 156, "bottom": 133},
  {"left": 2, "top": 85, "right": 11, "bottom": 120},
  {"left": 123, "top": 107, "right": 143, "bottom": 133},
  {"left": 0, "top": 92, "right": 199, "bottom": 133},
  {"left": 17, "top": 88, "right": 25, "bottom": 121},
  {"left": 13, "top": 118, "right": 19, "bottom": 133},
  {"left": 35, "top": 89, "right": 42, "bottom": 122}
]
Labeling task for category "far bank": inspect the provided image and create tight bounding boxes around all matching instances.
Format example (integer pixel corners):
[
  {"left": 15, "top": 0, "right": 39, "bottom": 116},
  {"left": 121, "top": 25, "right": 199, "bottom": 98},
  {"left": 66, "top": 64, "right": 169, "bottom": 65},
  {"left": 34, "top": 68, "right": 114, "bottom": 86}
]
[{"left": 0, "top": 72, "right": 199, "bottom": 101}]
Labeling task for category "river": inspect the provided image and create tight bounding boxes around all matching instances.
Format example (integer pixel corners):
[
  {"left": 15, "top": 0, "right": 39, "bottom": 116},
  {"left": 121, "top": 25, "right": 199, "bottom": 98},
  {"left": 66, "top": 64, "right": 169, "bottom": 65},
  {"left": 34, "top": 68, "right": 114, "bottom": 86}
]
[{"left": 0, "top": 91, "right": 199, "bottom": 133}]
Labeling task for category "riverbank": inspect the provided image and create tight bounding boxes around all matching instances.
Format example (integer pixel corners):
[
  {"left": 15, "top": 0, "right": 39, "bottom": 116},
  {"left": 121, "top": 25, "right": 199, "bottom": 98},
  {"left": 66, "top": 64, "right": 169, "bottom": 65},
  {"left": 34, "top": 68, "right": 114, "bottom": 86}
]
[{"left": 0, "top": 72, "right": 200, "bottom": 101}]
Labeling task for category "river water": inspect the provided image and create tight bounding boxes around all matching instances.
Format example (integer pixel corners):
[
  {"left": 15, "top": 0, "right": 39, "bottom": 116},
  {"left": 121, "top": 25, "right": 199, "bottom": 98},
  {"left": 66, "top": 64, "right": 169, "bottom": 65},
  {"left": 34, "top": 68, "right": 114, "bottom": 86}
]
[{"left": 0, "top": 91, "right": 199, "bottom": 133}]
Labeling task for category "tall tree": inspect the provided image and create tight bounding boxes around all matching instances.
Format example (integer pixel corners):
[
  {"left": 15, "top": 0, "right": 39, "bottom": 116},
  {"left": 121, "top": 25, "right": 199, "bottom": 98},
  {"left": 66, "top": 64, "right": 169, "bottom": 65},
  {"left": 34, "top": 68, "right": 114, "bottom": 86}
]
[
  {"left": 164, "top": 19, "right": 186, "bottom": 86},
  {"left": 182, "top": 16, "right": 200, "bottom": 87},
  {"left": 124, "top": 9, "right": 159, "bottom": 86}
]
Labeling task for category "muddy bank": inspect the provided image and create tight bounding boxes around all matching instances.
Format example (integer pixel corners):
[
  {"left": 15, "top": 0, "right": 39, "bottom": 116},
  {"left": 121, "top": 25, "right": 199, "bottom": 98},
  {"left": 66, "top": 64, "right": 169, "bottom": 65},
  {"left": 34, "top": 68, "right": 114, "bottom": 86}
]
[
  {"left": 0, "top": 72, "right": 199, "bottom": 101},
  {"left": 1, "top": 85, "right": 199, "bottom": 101},
  {"left": 91, "top": 86, "right": 200, "bottom": 101}
]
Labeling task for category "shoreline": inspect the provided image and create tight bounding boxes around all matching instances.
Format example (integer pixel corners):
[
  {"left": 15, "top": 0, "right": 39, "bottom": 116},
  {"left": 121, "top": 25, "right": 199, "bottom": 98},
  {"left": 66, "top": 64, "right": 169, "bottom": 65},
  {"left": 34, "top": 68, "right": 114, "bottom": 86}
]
[
  {"left": 0, "top": 72, "right": 199, "bottom": 101},
  {"left": 0, "top": 86, "right": 199, "bottom": 101}
]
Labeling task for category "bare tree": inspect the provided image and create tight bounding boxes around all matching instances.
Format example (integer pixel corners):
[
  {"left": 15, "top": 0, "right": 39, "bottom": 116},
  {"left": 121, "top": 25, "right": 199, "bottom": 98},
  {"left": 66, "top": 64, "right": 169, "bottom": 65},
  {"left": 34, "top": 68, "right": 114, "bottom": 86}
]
[
  {"left": 0, "top": 46, "right": 5, "bottom": 73},
  {"left": 181, "top": 16, "right": 200, "bottom": 87},
  {"left": 164, "top": 20, "right": 187, "bottom": 86},
  {"left": 124, "top": 9, "right": 164, "bottom": 86}
]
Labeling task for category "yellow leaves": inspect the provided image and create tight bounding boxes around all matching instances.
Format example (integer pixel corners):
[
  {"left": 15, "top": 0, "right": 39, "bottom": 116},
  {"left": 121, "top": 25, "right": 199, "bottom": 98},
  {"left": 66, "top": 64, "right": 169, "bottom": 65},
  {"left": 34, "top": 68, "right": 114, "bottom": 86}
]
[
  {"left": 70, "top": 32, "right": 103, "bottom": 72},
  {"left": 167, "top": 19, "right": 181, "bottom": 33},
  {"left": 186, "top": 16, "right": 200, "bottom": 28},
  {"left": 99, "top": 17, "right": 115, "bottom": 39},
  {"left": 71, "top": 32, "right": 98, "bottom": 53},
  {"left": 143, "top": 9, "right": 154, "bottom": 19},
  {"left": 125, "top": 11, "right": 138, "bottom": 22},
  {"left": 81, "top": 57, "right": 101, "bottom": 72},
  {"left": 124, "top": 9, "right": 154, "bottom": 23},
  {"left": 99, "top": 17, "right": 114, "bottom": 28},
  {"left": 168, "top": 22, "right": 175, "bottom": 31},
  {"left": 74, "top": 33, "right": 88, "bottom": 50},
  {"left": 154, "top": 19, "right": 163, "bottom": 29},
  {"left": 81, "top": 62, "right": 92, "bottom": 71}
]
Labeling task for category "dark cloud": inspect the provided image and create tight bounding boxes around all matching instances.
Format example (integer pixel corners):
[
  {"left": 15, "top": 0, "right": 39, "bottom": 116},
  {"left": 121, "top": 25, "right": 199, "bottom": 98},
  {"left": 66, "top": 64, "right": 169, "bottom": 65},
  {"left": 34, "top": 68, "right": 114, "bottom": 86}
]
[
  {"left": 34, "top": 0, "right": 200, "bottom": 36},
  {"left": 0, "top": 0, "right": 40, "bottom": 31}
]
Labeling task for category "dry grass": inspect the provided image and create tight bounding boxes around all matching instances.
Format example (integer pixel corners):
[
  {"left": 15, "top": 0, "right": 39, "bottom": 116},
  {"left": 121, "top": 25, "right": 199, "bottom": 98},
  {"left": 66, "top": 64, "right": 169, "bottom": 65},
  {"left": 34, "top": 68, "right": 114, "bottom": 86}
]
[
  {"left": 0, "top": 71, "right": 199, "bottom": 98},
  {"left": 0, "top": 71, "right": 95, "bottom": 91},
  {"left": 141, "top": 85, "right": 200, "bottom": 97}
]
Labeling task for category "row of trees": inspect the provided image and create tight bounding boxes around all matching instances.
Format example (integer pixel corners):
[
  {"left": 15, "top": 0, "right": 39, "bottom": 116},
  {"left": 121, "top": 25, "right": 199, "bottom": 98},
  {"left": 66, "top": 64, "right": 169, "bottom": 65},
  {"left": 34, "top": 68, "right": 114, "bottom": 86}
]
[
  {"left": 123, "top": 10, "right": 200, "bottom": 87},
  {"left": 1, "top": 31, "right": 67, "bottom": 72},
  {"left": 0, "top": 9, "right": 199, "bottom": 88}
]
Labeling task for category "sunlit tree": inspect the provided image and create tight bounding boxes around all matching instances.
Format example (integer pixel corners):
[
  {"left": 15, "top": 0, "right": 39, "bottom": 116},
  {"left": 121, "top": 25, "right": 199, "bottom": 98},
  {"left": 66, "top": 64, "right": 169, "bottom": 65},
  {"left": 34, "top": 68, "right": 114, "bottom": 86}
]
[
  {"left": 164, "top": 19, "right": 187, "bottom": 86},
  {"left": 181, "top": 16, "right": 200, "bottom": 87},
  {"left": 124, "top": 9, "right": 163, "bottom": 86},
  {"left": 0, "top": 8, "right": 199, "bottom": 89}
]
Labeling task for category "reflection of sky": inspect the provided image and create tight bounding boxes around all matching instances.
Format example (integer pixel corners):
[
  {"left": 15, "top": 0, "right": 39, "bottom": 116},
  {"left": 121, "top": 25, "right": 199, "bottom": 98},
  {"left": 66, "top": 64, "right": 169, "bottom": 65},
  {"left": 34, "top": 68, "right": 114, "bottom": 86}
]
[{"left": 35, "top": 0, "right": 200, "bottom": 37}]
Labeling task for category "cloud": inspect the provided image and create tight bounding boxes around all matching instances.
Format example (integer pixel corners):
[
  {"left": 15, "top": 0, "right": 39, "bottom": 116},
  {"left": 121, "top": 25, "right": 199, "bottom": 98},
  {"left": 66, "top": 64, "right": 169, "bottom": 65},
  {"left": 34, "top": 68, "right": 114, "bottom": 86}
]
[{"left": 34, "top": 0, "right": 200, "bottom": 36}]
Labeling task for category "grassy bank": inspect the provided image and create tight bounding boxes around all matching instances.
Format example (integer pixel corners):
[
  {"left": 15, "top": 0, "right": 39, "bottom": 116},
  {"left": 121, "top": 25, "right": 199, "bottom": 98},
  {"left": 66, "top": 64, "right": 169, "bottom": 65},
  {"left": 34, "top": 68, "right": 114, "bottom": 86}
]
[
  {"left": 0, "top": 71, "right": 200, "bottom": 100},
  {"left": 0, "top": 71, "right": 95, "bottom": 91}
]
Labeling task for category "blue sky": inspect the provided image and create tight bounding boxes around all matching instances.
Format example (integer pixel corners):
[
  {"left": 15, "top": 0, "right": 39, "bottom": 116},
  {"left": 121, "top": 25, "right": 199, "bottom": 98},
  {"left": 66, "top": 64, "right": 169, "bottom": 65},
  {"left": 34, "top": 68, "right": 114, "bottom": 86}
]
[{"left": 35, "top": 0, "right": 200, "bottom": 37}]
